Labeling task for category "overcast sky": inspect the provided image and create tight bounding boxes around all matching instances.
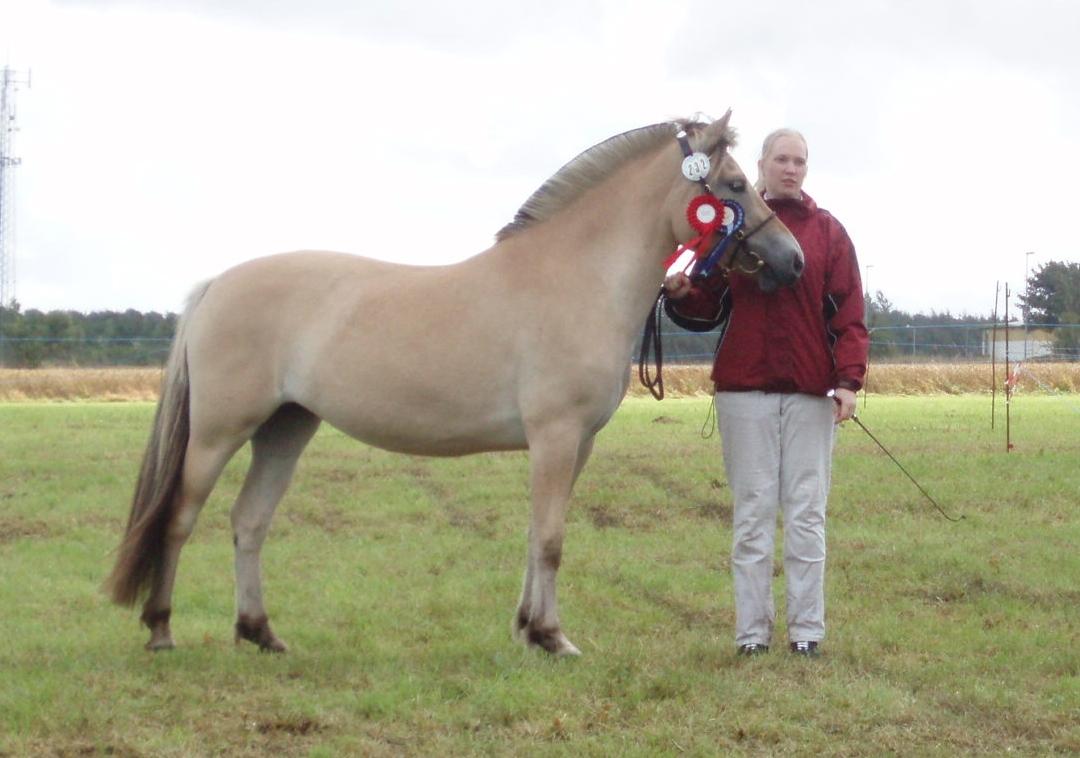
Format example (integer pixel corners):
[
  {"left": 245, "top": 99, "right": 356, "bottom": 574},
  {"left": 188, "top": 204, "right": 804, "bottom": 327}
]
[{"left": 3, "top": 0, "right": 1078, "bottom": 315}]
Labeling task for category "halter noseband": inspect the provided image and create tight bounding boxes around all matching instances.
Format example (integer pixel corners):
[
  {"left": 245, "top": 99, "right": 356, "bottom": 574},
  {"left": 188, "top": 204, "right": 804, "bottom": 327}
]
[{"left": 670, "top": 127, "right": 777, "bottom": 279}]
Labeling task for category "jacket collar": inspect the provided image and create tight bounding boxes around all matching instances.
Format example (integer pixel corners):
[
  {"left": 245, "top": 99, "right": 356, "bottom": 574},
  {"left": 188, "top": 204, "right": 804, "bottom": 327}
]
[{"left": 763, "top": 190, "right": 817, "bottom": 219}]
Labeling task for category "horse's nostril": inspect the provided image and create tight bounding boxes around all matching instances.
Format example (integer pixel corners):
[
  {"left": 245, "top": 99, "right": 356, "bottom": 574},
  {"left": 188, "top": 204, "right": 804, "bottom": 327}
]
[{"left": 792, "top": 255, "right": 805, "bottom": 275}]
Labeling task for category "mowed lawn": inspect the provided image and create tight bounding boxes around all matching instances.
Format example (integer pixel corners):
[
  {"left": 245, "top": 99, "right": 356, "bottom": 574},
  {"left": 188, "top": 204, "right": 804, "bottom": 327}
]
[{"left": 0, "top": 395, "right": 1077, "bottom": 756}]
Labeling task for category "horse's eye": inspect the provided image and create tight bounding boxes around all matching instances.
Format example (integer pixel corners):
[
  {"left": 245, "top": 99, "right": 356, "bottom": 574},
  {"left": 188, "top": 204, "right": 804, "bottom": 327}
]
[{"left": 729, "top": 181, "right": 746, "bottom": 193}]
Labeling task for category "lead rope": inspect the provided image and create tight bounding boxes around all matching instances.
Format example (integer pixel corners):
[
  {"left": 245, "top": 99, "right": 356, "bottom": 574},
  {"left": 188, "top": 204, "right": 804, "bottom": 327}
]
[
  {"left": 700, "top": 395, "right": 717, "bottom": 438},
  {"left": 638, "top": 289, "right": 665, "bottom": 400}
]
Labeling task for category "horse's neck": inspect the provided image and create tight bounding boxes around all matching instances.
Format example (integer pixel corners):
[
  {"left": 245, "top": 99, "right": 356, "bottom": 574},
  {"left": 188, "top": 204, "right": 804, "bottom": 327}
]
[{"left": 509, "top": 156, "right": 675, "bottom": 335}]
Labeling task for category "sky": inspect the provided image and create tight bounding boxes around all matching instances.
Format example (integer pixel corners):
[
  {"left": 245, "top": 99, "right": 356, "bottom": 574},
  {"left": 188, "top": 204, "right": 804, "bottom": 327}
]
[{"left": 2, "top": 0, "right": 1078, "bottom": 316}]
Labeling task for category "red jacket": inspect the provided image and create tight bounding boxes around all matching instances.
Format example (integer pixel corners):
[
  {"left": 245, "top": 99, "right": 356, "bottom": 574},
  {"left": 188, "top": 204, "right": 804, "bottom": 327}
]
[{"left": 668, "top": 192, "right": 869, "bottom": 395}]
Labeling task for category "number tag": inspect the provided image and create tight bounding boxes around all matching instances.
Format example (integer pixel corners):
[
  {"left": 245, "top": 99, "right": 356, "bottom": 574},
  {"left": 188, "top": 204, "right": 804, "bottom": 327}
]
[{"left": 681, "top": 152, "right": 711, "bottom": 182}]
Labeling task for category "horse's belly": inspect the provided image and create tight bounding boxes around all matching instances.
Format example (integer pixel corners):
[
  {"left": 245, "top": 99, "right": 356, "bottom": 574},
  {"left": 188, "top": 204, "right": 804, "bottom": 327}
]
[{"left": 309, "top": 395, "right": 528, "bottom": 457}]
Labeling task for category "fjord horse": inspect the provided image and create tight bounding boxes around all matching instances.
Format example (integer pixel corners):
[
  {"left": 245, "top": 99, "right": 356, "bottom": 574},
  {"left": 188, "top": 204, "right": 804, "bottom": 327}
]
[{"left": 107, "top": 112, "right": 803, "bottom": 656}]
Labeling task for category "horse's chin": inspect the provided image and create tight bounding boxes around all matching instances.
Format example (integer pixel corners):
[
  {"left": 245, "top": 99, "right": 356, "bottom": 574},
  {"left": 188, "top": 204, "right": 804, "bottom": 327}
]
[
  {"left": 757, "top": 259, "right": 805, "bottom": 292},
  {"left": 756, "top": 270, "right": 780, "bottom": 293}
]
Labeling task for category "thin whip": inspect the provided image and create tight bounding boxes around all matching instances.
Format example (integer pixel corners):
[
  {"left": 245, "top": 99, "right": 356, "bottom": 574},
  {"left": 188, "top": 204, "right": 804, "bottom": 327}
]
[{"left": 851, "top": 413, "right": 964, "bottom": 522}]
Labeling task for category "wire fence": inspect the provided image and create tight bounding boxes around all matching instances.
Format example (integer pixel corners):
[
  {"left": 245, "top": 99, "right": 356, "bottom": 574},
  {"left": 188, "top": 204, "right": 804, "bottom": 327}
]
[
  {"left": 0, "top": 323, "right": 1077, "bottom": 367},
  {"left": 644, "top": 320, "right": 1079, "bottom": 364}
]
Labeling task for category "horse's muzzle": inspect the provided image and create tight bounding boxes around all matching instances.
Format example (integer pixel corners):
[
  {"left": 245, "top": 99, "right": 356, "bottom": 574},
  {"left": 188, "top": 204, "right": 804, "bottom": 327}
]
[{"left": 757, "top": 243, "right": 804, "bottom": 292}]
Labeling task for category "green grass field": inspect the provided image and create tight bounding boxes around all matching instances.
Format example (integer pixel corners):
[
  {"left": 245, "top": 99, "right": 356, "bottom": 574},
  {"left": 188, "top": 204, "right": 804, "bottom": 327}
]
[{"left": 1, "top": 395, "right": 1078, "bottom": 756}]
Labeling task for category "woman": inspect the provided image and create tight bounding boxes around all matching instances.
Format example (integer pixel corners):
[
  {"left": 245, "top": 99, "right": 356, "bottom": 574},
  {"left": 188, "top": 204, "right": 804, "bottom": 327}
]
[{"left": 664, "top": 128, "right": 868, "bottom": 657}]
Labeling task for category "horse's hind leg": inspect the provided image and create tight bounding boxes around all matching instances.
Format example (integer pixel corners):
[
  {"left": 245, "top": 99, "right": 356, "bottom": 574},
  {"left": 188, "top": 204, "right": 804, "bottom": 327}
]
[
  {"left": 515, "top": 425, "right": 592, "bottom": 656},
  {"left": 231, "top": 404, "right": 321, "bottom": 652},
  {"left": 142, "top": 436, "right": 245, "bottom": 650}
]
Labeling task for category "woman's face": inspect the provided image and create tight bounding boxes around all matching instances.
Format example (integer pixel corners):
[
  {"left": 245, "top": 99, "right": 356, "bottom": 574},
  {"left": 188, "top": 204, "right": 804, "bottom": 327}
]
[{"left": 759, "top": 135, "right": 808, "bottom": 200}]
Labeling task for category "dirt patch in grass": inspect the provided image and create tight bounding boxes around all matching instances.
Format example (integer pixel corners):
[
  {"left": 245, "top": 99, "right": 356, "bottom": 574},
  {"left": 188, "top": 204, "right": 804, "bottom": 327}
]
[
  {"left": 251, "top": 716, "right": 324, "bottom": 736},
  {"left": 911, "top": 573, "right": 1080, "bottom": 609},
  {"left": 314, "top": 467, "right": 358, "bottom": 484},
  {"left": 577, "top": 499, "right": 671, "bottom": 532},
  {"left": 443, "top": 506, "right": 501, "bottom": 539},
  {"left": 4, "top": 740, "right": 143, "bottom": 757},
  {"left": 284, "top": 505, "right": 361, "bottom": 534},
  {"left": 693, "top": 480, "right": 733, "bottom": 523},
  {"left": 399, "top": 461, "right": 504, "bottom": 538},
  {"left": 587, "top": 503, "right": 626, "bottom": 529},
  {"left": 632, "top": 459, "right": 731, "bottom": 526},
  {"left": 402, "top": 461, "right": 452, "bottom": 504},
  {"left": 606, "top": 571, "right": 719, "bottom": 629},
  {"left": 0, "top": 515, "right": 53, "bottom": 543}
]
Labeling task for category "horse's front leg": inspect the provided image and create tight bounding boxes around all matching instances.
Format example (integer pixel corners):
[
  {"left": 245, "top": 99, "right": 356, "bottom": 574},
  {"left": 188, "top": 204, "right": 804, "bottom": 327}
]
[{"left": 515, "top": 425, "right": 592, "bottom": 656}]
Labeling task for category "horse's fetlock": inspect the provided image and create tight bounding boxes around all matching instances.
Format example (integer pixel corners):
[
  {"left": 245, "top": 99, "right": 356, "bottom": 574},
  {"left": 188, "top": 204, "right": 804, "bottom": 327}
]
[
  {"left": 526, "top": 624, "right": 563, "bottom": 654},
  {"left": 236, "top": 613, "right": 269, "bottom": 640},
  {"left": 140, "top": 607, "right": 171, "bottom": 630}
]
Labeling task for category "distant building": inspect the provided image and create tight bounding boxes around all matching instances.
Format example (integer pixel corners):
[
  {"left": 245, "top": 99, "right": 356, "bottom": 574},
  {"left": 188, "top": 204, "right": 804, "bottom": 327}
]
[{"left": 982, "top": 326, "right": 1055, "bottom": 361}]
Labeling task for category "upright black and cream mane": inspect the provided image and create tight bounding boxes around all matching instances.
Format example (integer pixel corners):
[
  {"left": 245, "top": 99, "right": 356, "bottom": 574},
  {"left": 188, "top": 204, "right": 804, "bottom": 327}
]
[{"left": 496, "top": 118, "right": 736, "bottom": 241}]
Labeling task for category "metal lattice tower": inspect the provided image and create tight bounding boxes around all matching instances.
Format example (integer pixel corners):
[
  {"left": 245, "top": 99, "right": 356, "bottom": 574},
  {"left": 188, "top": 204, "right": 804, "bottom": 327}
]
[{"left": 1, "top": 66, "right": 30, "bottom": 309}]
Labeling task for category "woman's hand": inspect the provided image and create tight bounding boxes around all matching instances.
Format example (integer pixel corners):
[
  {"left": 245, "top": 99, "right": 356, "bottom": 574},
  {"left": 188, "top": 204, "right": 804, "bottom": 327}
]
[
  {"left": 831, "top": 387, "right": 857, "bottom": 423},
  {"left": 663, "top": 272, "right": 693, "bottom": 300}
]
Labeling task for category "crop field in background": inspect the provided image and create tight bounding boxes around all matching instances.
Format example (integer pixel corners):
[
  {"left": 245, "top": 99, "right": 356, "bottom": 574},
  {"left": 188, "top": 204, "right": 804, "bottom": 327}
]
[
  {"left": 1, "top": 362, "right": 1079, "bottom": 402},
  {"left": 0, "top": 395, "right": 1078, "bottom": 755}
]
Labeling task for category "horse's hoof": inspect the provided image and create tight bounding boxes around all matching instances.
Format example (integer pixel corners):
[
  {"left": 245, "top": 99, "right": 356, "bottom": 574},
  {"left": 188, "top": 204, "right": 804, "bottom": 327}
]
[
  {"left": 236, "top": 614, "right": 288, "bottom": 653},
  {"left": 546, "top": 631, "right": 581, "bottom": 657},
  {"left": 525, "top": 626, "right": 582, "bottom": 657},
  {"left": 145, "top": 634, "right": 175, "bottom": 651},
  {"left": 554, "top": 636, "right": 582, "bottom": 657},
  {"left": 258, "top": 637, "right": 288, "bottom": 654},
  {"left": 141, "top": 608, "right": 173, "bottom": 651}
]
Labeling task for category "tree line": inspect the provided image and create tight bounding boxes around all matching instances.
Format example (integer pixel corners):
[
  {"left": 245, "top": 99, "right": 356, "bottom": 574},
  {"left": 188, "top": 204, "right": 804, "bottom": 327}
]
[
  {"left": 0, "top": 306, "right": 177, "bottom": 367},
  {"left": 1, "top": 261, "right": 1076, "bottom": 367}
]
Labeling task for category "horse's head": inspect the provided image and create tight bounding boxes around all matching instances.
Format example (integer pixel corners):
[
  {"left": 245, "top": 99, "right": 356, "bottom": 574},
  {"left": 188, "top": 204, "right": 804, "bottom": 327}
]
[{"left": 665, "top": 112, "right": 804, "bottom": 292}]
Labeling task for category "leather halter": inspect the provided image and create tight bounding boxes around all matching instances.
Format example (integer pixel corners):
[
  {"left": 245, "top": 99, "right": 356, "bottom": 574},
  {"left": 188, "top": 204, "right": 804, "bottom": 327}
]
[{"left": 674, "top": 126, "right": 777, "bottom": 279}]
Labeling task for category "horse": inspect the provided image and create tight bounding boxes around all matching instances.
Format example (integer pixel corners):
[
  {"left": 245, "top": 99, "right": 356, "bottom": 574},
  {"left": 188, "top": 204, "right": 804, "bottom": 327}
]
[{"left": 105, "top": 111, "right": 804, "bottom": 656}]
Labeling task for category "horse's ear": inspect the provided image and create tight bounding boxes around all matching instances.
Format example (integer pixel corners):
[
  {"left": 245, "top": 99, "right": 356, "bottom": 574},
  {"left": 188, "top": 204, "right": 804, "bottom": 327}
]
[{"left": 700, "top": 109, "right": 734, "bottom": 154}]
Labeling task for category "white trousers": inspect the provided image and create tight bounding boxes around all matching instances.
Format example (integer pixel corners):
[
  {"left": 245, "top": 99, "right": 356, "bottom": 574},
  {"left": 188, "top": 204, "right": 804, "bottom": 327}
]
[{"left": 715, "top": 391, "right": 835, "bottom": 646}]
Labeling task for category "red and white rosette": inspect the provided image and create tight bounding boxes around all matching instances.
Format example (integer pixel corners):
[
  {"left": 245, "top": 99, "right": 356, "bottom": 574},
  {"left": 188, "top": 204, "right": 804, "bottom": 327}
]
[
  {"left": 686, "top": 195, "right": 724, "bottom": 236},
  {"left": 664, "top": 195, "right": 728, "bottom": 274}
]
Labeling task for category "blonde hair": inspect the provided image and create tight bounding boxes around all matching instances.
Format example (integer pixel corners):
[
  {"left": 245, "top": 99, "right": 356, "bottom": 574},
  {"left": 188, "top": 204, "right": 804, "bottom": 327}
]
[{"left": 753, "top": 128, "right": 808, "bottom": 193}]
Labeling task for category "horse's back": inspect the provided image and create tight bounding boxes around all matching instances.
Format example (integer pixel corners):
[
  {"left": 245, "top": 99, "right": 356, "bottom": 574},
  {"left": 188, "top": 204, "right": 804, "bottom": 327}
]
[{"left": 184, "top": 250, "right": 531, "bottom": 454}]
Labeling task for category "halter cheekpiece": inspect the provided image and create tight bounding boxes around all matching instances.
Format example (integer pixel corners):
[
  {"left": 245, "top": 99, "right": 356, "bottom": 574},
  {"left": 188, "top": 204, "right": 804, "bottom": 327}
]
[{"left": 664, "top": 126, "right": 772, "bottom": 279}]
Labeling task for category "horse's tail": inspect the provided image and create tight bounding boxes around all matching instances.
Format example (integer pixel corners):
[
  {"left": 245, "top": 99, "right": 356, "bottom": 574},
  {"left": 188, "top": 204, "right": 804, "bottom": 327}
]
[{"left": 105, "top": 281, "right": 212, "bottom": 607}]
